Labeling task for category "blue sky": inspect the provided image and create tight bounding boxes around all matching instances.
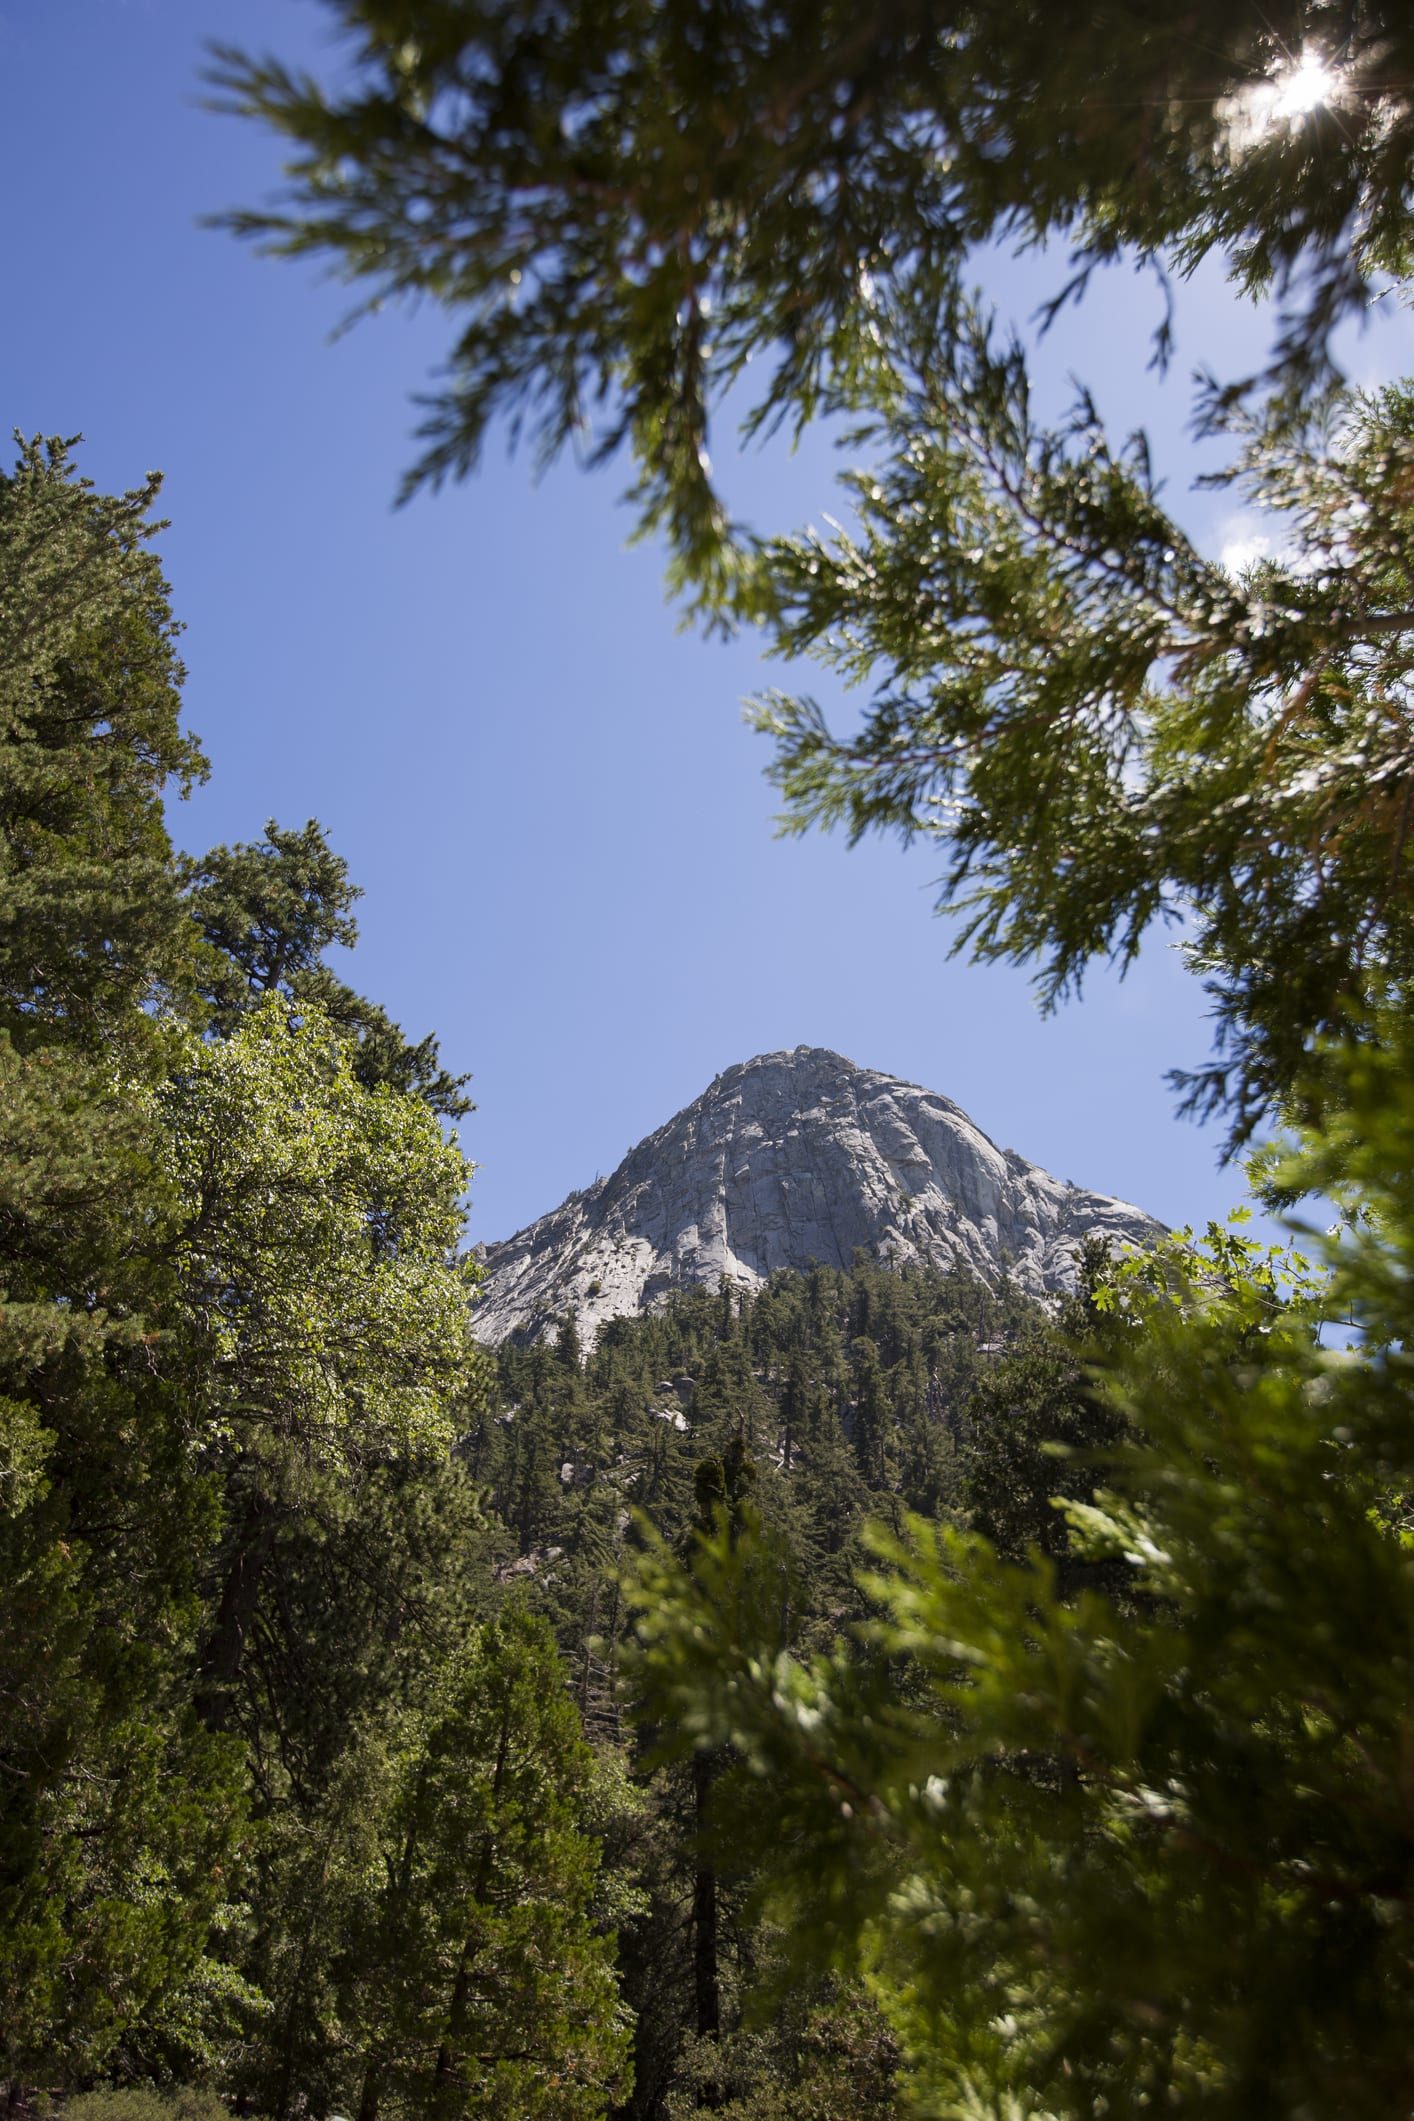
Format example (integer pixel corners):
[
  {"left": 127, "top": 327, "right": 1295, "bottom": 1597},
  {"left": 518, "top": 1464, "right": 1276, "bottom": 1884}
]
[{"left": 5, "top": 0, "right": 1411, "bottom": 1248}]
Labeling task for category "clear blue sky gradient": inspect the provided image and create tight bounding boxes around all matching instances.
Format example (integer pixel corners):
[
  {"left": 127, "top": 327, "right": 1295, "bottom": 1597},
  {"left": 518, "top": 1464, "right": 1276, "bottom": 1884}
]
[{"left": 4, "top": 0, "right": 1411, "bottom": 1248}]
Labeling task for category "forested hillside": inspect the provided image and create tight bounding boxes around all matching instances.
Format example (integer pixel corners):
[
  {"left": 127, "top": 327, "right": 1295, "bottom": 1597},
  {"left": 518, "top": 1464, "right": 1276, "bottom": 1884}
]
[
  {"left": 478, "top": 1258, "right": 1072, "bottom": 1678},
  {"left": 473, "top": 1259, "right": 1130, "bottom": 2118}
]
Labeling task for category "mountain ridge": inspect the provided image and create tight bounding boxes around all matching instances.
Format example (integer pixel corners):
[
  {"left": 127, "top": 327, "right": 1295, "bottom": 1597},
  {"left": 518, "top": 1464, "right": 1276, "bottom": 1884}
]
[{"left": 470, "top": 1046, "right": 1163, "bottom": 1345}]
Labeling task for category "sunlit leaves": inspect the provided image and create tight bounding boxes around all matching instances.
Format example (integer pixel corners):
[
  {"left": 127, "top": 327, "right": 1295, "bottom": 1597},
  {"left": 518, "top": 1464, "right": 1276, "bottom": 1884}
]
[{"left": 152, "top": 998, "right": 477, "bottom": 1463}]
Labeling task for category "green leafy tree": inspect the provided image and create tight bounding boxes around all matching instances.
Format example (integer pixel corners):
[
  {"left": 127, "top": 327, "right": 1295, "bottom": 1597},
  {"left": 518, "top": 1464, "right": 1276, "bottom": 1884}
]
[
  {"left": 847, "top": 1337, "right": 896, "bottom": 1495},
  {"left": 682, "top": 1439, "right": 759, "bottom": 2053},
  {"left": 663, "top": 1965, "right": 901, "bottom": 2121},
  {"left": 148, "top": 996, "right": 478, "bottom": 1727},
  {"left": 0, "top": 991, "right": 483, "bottom": 2093},
  {"left": 0, "top": 436, "right": 514, "bottom": 2113},
  {"left": 486, "top": 1261, "right": 1048, "bottom": 2114},
  {"left": 961, "top": 1245, "right": 1129, "bottom": 1579},
  {"left": 157, "top": 995, "right": 474, "bottom": 1467},
  {"left": 206, "top": 1451, "right": 501, "bottom": 2114}
]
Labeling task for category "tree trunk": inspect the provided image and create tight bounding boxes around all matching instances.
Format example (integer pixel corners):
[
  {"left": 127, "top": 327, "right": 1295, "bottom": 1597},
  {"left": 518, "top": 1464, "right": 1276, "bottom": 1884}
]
[
  {"left": 195, "top": 1483, "right": 276, "bottom": 1730},
  {"left": 432, "top": 1944, "right": 476, "bottom": 2115},
  {"left": 434, "top": 1704, "right": 510, "bottom": 2106},
  {"left": 356, "top": 2062, "right": 381, "bottom": 2121},
  {"left": 692, "top": 1749, "right": 720, "bottom": 2042}
]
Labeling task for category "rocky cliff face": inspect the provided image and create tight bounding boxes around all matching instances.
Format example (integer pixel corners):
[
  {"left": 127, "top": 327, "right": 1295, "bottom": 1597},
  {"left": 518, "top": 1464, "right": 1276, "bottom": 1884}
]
[{"left": 470, "top": 1047, "right": 1163, "bottom": 1345}]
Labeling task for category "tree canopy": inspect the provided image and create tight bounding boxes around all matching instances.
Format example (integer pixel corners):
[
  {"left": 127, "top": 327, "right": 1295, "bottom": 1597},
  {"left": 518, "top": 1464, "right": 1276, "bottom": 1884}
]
[
  {"left": 202, "top": 12, "right": 1414, "bottom": 2110},
  {"left": 10, "top": 4, "right": 1414, "bottom": 2109},
  {"left": 749, "top": 333, "right": 1414, "bottom": 1139},
  {"left": 0, "top": 434, "right": 205, "bottom": 1044},
  {"left": 212, "top": 3, "right": 1414, "bottom": 560},
  {"left": 628, "top": 1040, "right": 1414, "bottom": 2117},
  {"left": 215, "top": 3, "right": 1414, "bottom": 1140},
  {"left": 0, "top": 438, "right": 632, "bottom": 2118},
  {"left": 183, "top": 817, "right": 474, "bottom": 1117}
]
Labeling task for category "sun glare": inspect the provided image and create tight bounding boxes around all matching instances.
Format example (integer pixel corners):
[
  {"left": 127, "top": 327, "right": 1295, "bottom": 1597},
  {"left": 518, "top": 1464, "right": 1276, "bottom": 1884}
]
[
  {"left": 1224, "top": 47, "right": 1342, "bottom": 151},
  {"left": 1271, "top": 51, "right": 1338, "bottom": 119}
]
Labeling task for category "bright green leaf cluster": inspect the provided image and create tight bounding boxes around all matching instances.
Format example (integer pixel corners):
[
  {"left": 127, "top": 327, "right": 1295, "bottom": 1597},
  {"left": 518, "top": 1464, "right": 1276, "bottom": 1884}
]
[{"left": 151, "top": 997, "right": 476, "bottom": 1464}]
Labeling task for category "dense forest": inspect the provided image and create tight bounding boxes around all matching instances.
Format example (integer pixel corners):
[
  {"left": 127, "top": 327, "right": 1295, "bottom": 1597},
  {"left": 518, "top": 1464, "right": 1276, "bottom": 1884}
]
[
  {"left": 11, "top": 1, "right": 1414, "bottom": 2115},
  {"left": 0, "top": 437, "right": 615, "bottom": 2118},
  {"left": 477, "top": 1259, "right": 1131, "bottom": 2118},
  {"left": 0, "top": 428, "right": 1126, "bottom": 2117}
]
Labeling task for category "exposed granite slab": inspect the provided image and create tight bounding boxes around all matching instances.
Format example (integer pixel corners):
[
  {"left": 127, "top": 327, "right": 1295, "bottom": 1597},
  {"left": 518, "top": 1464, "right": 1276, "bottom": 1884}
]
[{"left": 470, "top": 1047, "right": 1163, "bottom": 1346}]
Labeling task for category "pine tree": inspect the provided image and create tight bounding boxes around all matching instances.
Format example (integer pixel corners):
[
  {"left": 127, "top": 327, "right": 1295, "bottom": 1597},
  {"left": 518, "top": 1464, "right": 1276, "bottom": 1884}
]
[
  {"left": 339, "top": 1606, "right": 632, "bottom": 2121},
  {"left": 0, "top": 434, "right": 205, "bottom": 1046},
  {"left": 214, "top": 3, "right": 1414, "bottom": 572},
  {"left": 0, "top": 439, "right": 241, "bottom": 2091},
  {"left": 847, "top": 1336, "right": 896, "bottom": 1496},
  {"left": 962, "top": 1261, "right": 1130, "bottom": 1582},
  {"left": 183, "top": 818, "right": 472, "bottom": 1117},
  {"left": 626, "top": 1027, "right": 1414, "bottom": 2118},
  {"left": 204, "top": 1451, "right": 499, "bottom": 2109},
  {"left": 214, "top": 10, "right": 1414, "bottom": 1141}
]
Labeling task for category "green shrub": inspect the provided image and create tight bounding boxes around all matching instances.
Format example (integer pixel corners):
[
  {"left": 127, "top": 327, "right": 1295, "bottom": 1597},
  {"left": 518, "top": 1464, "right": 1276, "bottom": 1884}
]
[{"left": 65, "top": 2088, "right": 230, "bottom": 2121}]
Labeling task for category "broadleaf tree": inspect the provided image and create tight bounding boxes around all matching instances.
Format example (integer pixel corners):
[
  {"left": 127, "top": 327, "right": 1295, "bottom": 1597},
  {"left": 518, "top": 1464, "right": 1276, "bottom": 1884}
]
[
  {"left": 148, "top": 995, "right": 478, "bottom": 1731},
  {"left": 183, "top": 817, "right": 473, "bottom": 1117}
]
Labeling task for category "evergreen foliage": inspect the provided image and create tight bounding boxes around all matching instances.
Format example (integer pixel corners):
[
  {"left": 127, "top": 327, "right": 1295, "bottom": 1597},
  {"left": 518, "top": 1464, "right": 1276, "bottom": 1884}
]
[
  {"left": 0, "top": 435, "right": 205, "bottom": 1045},
  {"left": 0, "top": 439, "right": 633, "bottom": 2120},
  {"left": 211, "top": 3, "right": 1414, "bottom": 566},
  {"left": 627, "top": 1039, "right": 1414, "bottom": 2118},
  {"left": 183, "top": 818, "right": 473, "bottom": 1116},
  {"left": 0, "top": 439, "right": 242, "bottom": 2090},
  {"left": 65, "top": 2090, "right": 229, "bottom": 2121},
  {"left": 199, "top": 53, "right": 1414, "bottom": 2104},
  {"left": 482, "top": 1257, "right": 1043, "bottom": 1641},
  {"left": 337, "top": 1605, "right": 631, "bottom": 2121},
  {"left": 749, "top": 349, "right": 1414, "bottom": 1140},
  {"left": 20, "top": 3, "right": 1414, "bottom": 2093},
  {"left": 476, "top": 1258, "right": 1072, "bottom": 2116},
  {"left": 214, "top": 5, "right": 1414, "bottom": 1142}
]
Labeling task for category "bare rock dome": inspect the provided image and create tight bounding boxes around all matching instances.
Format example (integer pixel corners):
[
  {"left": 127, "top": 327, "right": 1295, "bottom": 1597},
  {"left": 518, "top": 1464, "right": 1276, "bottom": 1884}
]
[{"left": 470, "top": 1046, "right": 1162, "bottom": 1346}]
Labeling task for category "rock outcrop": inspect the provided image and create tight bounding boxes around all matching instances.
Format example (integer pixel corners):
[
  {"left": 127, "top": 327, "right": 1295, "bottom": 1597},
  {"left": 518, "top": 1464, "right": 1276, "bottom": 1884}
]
[{"left": 471, "top": 1046, "right": 1162, "bottom": 1345}]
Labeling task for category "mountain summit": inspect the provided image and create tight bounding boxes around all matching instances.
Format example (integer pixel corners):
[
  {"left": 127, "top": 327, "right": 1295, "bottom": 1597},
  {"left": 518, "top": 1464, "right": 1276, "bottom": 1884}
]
[{"left": 470, "top": 1047, "right": 1163, "bottom": 1345}]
